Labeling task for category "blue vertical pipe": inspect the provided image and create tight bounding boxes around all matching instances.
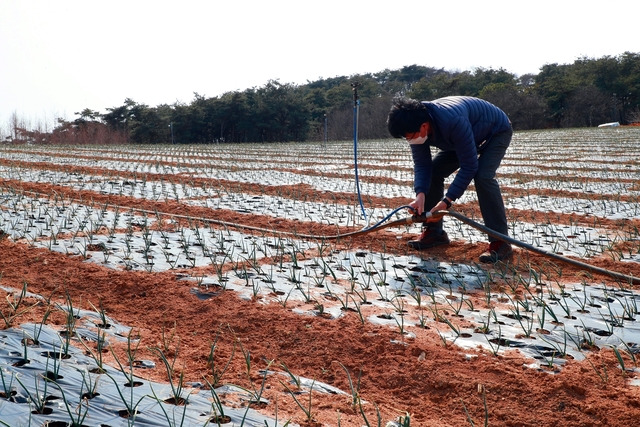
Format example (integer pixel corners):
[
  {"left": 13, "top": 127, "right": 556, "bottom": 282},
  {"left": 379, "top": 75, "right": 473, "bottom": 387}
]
[{"left": 352, "top": 82, "right": 367, "bottom": 221}]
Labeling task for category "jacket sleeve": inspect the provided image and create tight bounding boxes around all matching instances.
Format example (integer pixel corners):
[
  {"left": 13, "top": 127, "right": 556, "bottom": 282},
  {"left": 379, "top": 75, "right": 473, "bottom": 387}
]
[
  {"left": 410, "top": 142, "right": 432, "bottom": 196},
  {"left": 446, "top": 116, "right": 478, "bottom": 200}
]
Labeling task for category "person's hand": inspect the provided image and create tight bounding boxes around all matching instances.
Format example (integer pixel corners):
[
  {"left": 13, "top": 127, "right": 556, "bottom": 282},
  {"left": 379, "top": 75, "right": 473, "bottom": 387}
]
[
  {"left": 426, "top": 200, "right": 449, "bottom": 221},
  {"left": 408, "top": 193, "right": 426, "bottom": 216}
]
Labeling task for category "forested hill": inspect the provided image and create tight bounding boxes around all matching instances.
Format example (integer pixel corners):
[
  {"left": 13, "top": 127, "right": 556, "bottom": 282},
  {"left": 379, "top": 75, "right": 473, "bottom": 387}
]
[{"left": 12, "top": 52, "right": 640, "bottom": 144}]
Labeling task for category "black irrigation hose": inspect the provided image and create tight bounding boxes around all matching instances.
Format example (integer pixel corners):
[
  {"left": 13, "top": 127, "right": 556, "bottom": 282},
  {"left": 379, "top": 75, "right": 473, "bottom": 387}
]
[
  {"left": 10, "top": 189, "right": 640, "bottom": 285},
  {"left": 441, "top": 209, "right": 640, "bottom": 286}
]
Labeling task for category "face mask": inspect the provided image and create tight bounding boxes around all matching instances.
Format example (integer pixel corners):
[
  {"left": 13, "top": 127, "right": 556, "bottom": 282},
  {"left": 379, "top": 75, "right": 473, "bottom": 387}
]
[{"left": 407, "top": 134, "right": 428, "bottom": 145}]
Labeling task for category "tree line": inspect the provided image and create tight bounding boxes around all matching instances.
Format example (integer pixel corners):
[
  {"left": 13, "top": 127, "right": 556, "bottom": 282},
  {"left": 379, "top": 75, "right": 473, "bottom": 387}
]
[{"left": 9, "top": 52, "right": 640, "bottom": 144}]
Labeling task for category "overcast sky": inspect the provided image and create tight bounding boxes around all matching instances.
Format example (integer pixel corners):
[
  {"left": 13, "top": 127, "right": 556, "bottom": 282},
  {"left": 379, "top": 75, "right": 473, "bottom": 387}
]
[{"left": 1, "top": 0, "right": 639, "bottom": 131}]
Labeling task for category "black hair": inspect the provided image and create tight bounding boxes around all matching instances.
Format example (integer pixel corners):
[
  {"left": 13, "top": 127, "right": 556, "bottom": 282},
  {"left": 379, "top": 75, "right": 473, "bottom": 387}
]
[{"left": 386, "top": 97, "right": 429, "bottom": 138}]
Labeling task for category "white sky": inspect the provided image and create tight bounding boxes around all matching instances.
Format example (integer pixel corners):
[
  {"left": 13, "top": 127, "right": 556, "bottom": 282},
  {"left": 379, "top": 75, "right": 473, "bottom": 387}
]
[{"left": 2, "top": 0, "right": 639, "bottom": 131}]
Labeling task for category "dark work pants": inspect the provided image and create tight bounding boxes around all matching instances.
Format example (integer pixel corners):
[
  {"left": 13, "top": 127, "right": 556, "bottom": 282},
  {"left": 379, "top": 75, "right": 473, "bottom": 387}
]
[{"left": 424, "top": 129, "right": 512, "bottom": 242}]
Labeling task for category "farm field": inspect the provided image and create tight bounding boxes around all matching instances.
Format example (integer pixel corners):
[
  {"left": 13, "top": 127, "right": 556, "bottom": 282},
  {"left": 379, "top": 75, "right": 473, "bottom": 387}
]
[{"left": 1, "top": 127, "right": 640, "bottom": 426}]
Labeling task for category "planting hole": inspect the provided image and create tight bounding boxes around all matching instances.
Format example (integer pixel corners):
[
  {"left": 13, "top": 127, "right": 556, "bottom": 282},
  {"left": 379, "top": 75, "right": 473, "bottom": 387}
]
[
  {"left": 207, "top": 414, "right": 232, "bottom": 424},
  {"left": 41, "top": 351, "right": 72, "bottom": 360},
  {"left": 164, "top": 396, "right": 188, "bottom": 405},
  {"left": 118, "top": 408, "right": 141, "bottom": 418},
  {"left": 32, "top": 406, "right": 54, "bottom": 415},
  {"left": 0, "top": 390, "right": 17, "bottom": 399},
  {"left": 45, "top": 371, "right": 63, "bottom": 381},
  {"left": 81, "top": 391, "right": 100, "bottom": 400},
  {"left": 124, "top": 380, "right": 144, "bottom": 387}
]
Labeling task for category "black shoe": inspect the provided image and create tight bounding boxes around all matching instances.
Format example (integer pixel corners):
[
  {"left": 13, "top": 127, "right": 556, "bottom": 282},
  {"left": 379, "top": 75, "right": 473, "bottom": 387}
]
[
  {"left": 408, "top": 229, "right": 450, "bottom": 250},
  {"left": 479, "top": 241, "right": 513, "bottom": 263}
]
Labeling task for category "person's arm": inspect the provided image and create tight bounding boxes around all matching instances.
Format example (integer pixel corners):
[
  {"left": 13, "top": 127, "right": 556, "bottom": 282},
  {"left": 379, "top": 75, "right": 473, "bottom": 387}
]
[{"left": 409, "top": 143, "right": 432, "bottom": 215}]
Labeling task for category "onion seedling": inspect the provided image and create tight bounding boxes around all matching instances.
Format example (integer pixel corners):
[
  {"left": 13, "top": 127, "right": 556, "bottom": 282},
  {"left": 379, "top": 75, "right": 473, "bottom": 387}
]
[
  {"left": 0, "top": 368, "right": 17, "bottom": 402},
  {"left": 282, "top": 377, "right": 316, "bottom": 424},
  {"left": 2, "top": 280, "right": 32, "bottom": 323},
  {"left": 15, "top": 373, "right": 50, "bottom": 415},
  {"left": 51, "top": 379, "right": 91, "bottom": 427}
]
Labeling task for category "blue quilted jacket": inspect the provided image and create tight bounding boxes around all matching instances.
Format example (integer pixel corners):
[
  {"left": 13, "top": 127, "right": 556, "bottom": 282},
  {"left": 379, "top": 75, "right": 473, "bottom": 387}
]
[{"left": 410, "top": 96, "right": 511, "bottom": 201}]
